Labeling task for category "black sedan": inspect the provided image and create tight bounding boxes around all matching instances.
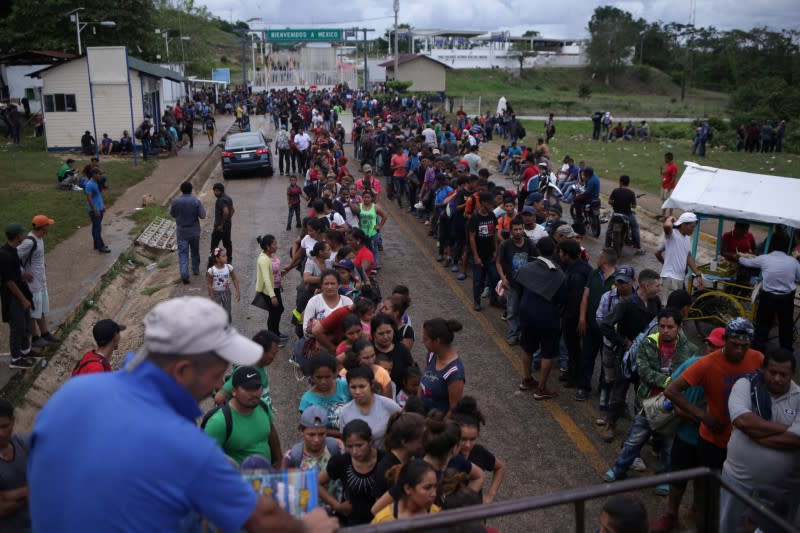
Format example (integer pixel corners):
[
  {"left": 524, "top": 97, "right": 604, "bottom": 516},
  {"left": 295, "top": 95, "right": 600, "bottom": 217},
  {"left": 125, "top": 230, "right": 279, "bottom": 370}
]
[{"left": 220, "top": 131, "right": 274, "bottom": 179}]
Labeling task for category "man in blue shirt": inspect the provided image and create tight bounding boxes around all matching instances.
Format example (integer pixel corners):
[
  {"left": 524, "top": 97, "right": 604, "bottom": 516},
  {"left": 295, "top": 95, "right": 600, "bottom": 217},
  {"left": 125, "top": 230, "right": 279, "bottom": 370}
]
[
  {"left": 572, "top": 166, "right": 600, "bottom": 218},
  {"left": 169, "top": 181, "right": 206, "bottom": 283},
  {"left": 84, "top": 168, "right": 109, "bottom": 253},
  {"left": 28, "top": 296, "right": 337, "bottom": 533}
]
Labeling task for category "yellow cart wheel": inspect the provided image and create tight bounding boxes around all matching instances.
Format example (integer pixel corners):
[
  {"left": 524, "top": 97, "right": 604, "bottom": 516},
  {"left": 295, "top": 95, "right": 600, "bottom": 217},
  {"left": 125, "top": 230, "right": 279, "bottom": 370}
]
[{"left": 688, "top": 290, "right": 747, "bottom": 339}]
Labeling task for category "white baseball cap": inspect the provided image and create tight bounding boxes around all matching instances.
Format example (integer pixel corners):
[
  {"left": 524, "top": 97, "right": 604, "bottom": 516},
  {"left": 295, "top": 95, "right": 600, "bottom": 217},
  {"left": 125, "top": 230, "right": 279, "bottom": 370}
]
[
  {"left": 674, "top": 212, "right": 698, "bottom": 226},
  {"left": 126, "top": 297, "right": 262, "bottom": 370}
]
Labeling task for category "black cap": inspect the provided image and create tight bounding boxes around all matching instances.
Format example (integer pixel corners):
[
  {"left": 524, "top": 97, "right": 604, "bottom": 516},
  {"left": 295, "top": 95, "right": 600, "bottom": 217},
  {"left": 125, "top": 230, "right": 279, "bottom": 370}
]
[
  {"left": 232, "top": 366, "right": 262, "bottom": 390},
  {"left": 93, "top": 319, "right": 126, "bottom": 346}
]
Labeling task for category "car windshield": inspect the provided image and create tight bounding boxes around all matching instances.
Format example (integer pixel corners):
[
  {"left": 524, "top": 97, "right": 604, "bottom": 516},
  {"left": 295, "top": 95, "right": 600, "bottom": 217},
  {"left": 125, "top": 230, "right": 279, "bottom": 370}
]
[{"left": 226, "top": 135, "right": 263, "bottom": 148}]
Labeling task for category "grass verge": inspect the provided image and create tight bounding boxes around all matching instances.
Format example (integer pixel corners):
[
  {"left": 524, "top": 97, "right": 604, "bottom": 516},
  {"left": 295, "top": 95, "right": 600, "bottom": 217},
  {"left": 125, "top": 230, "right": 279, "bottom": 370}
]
[
  {"left": 141, "top": 283, "right": 169, "bottom": 296},
  {"left": 445, "top": 67, "right": 730, "bottom": 118},
  {"left": 0, "top": 130, "right": 155, "bottom": 248},
  {"left": 1, "top": 256, "right": 130, "bottom": 404},
  {"left": 509, "top": 120, "right": 800, "bottom": 195},
  {"left": 129, "top": 204, "right": 169, "bottom": 238}
]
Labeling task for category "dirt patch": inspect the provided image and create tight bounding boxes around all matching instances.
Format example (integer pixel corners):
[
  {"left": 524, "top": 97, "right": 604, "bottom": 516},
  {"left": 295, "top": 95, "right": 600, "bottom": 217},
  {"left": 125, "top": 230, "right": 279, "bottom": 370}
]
[{"left": 12, "top": 246, "right": 184, "bottom": 433}]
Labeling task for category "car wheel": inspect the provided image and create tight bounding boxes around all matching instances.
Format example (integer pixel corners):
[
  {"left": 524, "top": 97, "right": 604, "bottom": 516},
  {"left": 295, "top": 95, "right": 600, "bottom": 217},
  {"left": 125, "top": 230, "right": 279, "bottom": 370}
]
[
  {"left": 222, "top": 170, "right": 232, "bottom": 180},
  {"left": 265, "top": 166, "right": 274, "bottom": 177}
]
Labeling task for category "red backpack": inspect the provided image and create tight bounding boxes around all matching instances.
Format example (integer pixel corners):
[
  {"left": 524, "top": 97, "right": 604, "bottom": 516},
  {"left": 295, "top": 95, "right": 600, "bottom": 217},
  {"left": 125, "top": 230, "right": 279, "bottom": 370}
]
[{"left": 72, "top": 350, "right": 112, "bottom": 377}]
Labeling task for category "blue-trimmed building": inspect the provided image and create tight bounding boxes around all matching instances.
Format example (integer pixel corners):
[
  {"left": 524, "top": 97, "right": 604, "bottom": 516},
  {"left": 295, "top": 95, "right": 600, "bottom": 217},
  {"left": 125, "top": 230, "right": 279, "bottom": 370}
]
[{"left": 29, "top": 46, "right": 185, "bottom": 152}]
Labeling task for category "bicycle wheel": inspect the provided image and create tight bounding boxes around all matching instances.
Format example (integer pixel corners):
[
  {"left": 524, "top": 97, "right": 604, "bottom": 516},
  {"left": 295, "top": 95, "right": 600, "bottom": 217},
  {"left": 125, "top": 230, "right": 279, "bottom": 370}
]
[{"left": 689, "top": 291, "right": 746, "bottom": 339}]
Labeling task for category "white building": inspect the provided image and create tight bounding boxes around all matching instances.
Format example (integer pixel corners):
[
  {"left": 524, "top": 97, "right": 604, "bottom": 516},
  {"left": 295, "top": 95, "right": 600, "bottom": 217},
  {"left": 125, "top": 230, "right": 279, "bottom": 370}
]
[
  {"left": 0, "top": 50, "right": 75, "bottom": 114},
  {"left": 30, "top": 46, "right": 185, "bottom": 152}
]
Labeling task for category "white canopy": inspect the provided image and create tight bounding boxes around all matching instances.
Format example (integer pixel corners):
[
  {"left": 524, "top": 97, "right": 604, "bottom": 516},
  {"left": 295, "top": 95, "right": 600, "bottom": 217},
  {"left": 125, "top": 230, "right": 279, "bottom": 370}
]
[{"left": 663, "top": 161, "right": 800, "bottom": 228}]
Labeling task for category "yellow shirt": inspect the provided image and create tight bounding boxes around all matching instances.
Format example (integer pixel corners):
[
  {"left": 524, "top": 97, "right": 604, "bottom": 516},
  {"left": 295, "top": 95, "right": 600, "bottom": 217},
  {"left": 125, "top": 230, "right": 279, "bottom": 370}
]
[
  {"left": 339, "top": 365, "right": 393, "bottom": 393},
  {"left": 255, "top": 252, "right": 276, "bottom": 297},
  {"left": 371, "top": 503, "right": 440, "bottom": 523}
]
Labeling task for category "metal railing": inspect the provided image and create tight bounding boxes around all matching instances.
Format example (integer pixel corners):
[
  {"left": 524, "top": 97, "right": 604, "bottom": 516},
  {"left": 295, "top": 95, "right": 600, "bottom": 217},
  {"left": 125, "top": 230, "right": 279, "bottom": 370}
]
[{"left": 343, "top": 467, "right": 797, "bottom": 532}]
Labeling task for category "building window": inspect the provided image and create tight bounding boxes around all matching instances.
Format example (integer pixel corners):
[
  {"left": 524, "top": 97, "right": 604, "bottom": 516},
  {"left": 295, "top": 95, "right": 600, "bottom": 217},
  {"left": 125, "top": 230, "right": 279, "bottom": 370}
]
[
  {"left": 24, "top": 88, "right": 36, "bottom": 101},
  {"left": 43, "top": 93, "right": 77, "bottom": 112}
]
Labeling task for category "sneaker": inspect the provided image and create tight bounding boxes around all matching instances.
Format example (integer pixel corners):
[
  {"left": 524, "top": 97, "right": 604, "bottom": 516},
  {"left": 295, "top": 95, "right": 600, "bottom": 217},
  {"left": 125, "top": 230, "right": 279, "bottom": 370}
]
[
  {"left": 519, "top": 377, "right": 539, "bottom": 391},
  {"left": 181, "top": 276, "right": 190, "bottom": 284},
  {"left": 278, "top": 332, "right": 289, "bottom": 340},
  {"left": 473, "top": 303, "right": 481, "bottom": 311},
  {"left": 41, "top": 333, "right": 61, "bottom": 343},
  {"left": 574, "top": 389, "right": 589, "bottom": 401},
  {"left": 31, "top": 336, "right": 49, "bottom": 348},
  {"left": 602, "top": 469, "right": 617, "bottom": 483},
  {"left": 595, "top": 414, "right": 608, "bottom": 426},
  {"left": 650, "top": 513, "right": 678, "bottom": 533},
  {"left": 533, "top": 387, "right": 556, "bottom": 400},
  {"left": 72, "top": 185, "right": 83, "bottom": 191},
  {"left": 450, "top": 264, "right": 460, "bottom": 272},
  {"left": 98, "top": 247, "right": 111, "bottom": 253},
  {"left": 481, "top": 287, "right": 490, "bottom": 299},
  {"left": 436, "top": 255, "right": 444, "bottom": 262},
  {"left": 423, "top": 220, "right": 431, "bottom": 225},
  {"left": 558, "top": 369, "right": 569, "bottom": 382},
  {"left": 506, "top": 336, "right": 518, "bottom": 346},
  {"left": 456, "top": 273, "right": 466, "bottom": 281},
  {"left": 654, "top": 483, "right": 670, "bottom": 496},
  {"left": 600, "top": 422, "right": 616, "bottom": 442},
  {"left": 9, "top": 357, "right": 34, "bottom": 369},
  {"left": 500, "top": 312, "right": 507, "bottom": 321},
  {"left": 631, "top": 457, "right": 647, "bottom": 472}
]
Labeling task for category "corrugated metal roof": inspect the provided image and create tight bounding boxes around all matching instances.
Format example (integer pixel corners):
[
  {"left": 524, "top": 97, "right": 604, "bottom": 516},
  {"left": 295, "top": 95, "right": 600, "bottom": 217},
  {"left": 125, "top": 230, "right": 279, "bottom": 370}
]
[
  {"left": 378, "top": 54, "right": 451, "bottom": 69},
  {"left": 126, "top": 56, "right": 185, "bottom": 83}
]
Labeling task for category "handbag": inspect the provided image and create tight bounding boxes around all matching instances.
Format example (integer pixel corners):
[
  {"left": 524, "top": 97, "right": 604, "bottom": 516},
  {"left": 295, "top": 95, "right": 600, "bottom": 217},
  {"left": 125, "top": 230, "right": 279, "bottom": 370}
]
[
  {"left": 251, "top": 291, "right": 270, "bottom": 310},
  {"left": 642, "top": 391, "right": 680, "bottom": 436}
]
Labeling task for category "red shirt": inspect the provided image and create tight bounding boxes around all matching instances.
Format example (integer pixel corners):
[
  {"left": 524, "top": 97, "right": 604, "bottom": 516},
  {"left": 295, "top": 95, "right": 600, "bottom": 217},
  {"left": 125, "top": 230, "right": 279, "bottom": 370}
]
[
  {"left": 662, "top": 161, "right": 678, "bottom": 190},
  {"left": 354, "top": 246, "right": 375, "bottom": 275},
  {"left": 721, "top": 230, "right": 756, "bottom": 255},
  {"left": 681, "top": 348, "right": 764, "bottom": 448},
  {"left": 72, "top": 350, "right": 112, "bottom": 376}
]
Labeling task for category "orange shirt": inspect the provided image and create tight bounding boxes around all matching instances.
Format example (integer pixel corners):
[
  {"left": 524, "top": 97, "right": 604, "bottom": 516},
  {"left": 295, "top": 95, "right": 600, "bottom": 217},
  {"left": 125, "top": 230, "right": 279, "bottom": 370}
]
[{"left": 681, "top": 348, "right": 764, "bottom": 448}]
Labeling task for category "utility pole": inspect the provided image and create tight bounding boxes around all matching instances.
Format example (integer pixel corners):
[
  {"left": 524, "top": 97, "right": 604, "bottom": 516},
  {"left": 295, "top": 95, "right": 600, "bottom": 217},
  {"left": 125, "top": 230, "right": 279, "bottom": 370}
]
[
  {"left": 393, "top": 0, "right": 399, "bottom": 79},
  {"left": 348, "top": 27, "right": 375, "bottom": 92}
]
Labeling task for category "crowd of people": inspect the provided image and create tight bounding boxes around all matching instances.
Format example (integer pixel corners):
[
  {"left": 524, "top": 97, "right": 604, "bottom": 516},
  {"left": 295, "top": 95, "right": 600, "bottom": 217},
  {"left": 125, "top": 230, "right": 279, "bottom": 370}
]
[{"left": 1, "top": 84, "right": 799, "bottom": 532}]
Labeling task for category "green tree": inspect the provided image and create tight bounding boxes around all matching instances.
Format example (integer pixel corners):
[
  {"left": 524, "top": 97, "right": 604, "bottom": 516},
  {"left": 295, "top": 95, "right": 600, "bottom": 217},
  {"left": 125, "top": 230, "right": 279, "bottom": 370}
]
[
  {"left": 0, "top": 0, "right": 158, "bottom": 57},
  {"left": 586, "top": 6, "right": 645, "bottom": 84},
  {"left": 509, "top": 30, "right": 539, "bottom": 77}
]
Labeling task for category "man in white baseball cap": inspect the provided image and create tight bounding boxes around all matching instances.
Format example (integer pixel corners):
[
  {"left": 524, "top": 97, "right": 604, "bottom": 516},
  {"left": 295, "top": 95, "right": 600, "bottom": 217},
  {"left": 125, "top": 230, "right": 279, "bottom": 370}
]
[
  {"left": 28, "top": 296, "right": 336, "bottom": 533},
  {"left": 655, "top": 212, "right": 703, "bottom": 304}
]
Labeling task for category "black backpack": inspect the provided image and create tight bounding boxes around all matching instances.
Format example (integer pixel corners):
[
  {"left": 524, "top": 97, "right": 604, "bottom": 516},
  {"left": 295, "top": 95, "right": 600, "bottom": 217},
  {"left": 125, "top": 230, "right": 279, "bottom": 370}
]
[
  {"left": 200, "top": 400, "right": 270, "bottom": 445},
  {"left": 19, "top": 236, "right": 37, "bottom": 267},
  {"left": 516, "top": 123, "right": 527, "bottom": 139}
]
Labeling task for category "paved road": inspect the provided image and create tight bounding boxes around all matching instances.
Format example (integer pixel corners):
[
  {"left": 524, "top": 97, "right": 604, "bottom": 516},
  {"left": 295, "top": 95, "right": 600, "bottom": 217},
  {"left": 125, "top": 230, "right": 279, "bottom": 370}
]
[
  {"left": 189, "top": 113, "right": 691, "bottom": 531},
  {"left": 516, "top": 116, "right": 695, "bottom": 122}
]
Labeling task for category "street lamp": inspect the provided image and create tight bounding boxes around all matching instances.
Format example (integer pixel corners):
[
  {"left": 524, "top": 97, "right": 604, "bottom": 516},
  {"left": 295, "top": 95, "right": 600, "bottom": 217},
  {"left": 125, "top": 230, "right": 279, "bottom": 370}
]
[
  {"left": 393, "top": 0, "right": 399, "bottom": 78},
  {"left": 155, "top": 29, "right": 190, "bottom": 63},
  {"left": 68, "top": 8, "right": 116, "bottom": 55}
]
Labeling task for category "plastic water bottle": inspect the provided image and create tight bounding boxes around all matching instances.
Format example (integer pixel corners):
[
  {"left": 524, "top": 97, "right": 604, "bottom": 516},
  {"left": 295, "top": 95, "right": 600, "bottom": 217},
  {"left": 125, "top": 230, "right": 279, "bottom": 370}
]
[{"left": 662, "top": 399, "right": 673, "bottom": 411}]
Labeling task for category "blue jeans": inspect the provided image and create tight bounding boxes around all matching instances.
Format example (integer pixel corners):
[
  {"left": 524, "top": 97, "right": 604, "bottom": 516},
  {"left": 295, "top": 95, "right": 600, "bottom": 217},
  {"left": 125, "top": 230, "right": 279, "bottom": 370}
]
[
  {"left": 177, "top": 236, "right": 201, "bottom": 278},
  {"left": 611, "top": 415, "right": 673, "bottom": 477},
  {"left": 369, "top": 233, "right": 382, "bottom": 267},
  {"left": 472, "top": 260, "right": 497, "bottom": 306},
  {"left": 89, "top": 210, "right": 105, "bottom": 250},
  {"left": 505, "top": 285, "right": 521, "bottom": 340}
]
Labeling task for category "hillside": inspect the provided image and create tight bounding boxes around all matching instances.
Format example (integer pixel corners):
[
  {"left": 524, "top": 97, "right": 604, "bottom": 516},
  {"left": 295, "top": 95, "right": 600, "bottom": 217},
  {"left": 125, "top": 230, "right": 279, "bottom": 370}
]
[{"left": 445, "top": 67, "right": 730, "bottom": 118}]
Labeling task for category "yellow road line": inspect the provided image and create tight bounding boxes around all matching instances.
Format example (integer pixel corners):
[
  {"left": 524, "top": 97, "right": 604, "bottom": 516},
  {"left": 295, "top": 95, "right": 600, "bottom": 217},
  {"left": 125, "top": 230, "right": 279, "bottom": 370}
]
[{"left": 385, "top": 201, "right": 608, "bottom": 475}]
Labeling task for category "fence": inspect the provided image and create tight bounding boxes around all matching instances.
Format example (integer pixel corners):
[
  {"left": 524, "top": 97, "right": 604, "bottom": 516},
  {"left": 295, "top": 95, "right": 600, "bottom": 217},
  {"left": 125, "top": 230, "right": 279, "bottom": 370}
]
[
  {"left": 445, "top": 96, "right": 483, "bottom": 118},
  {"left": 252, "top": 69, "right": 358, "bottom": 90},
  {"left": 342, "top": 468, "right": 797, "bottom": 533}
]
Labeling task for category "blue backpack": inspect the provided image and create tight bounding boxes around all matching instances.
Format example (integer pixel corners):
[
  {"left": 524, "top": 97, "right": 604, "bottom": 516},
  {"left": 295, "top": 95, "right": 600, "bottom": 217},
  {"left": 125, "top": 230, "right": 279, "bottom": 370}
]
[{"left": 622, "top": 318, "right": 657, "bottom": 380}]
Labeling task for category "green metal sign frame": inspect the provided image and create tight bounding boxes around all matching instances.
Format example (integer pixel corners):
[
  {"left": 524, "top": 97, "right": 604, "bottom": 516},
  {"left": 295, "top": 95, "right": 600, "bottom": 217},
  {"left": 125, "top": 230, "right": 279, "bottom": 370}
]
[{"left": 267, "top": 29, "right": 343, "bottom": 41}]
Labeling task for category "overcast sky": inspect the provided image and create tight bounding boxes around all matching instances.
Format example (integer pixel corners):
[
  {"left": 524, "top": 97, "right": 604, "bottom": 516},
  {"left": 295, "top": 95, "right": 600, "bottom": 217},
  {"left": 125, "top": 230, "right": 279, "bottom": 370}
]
[{"left": 196, "top": 0, "right": 800, "bottom": 40}]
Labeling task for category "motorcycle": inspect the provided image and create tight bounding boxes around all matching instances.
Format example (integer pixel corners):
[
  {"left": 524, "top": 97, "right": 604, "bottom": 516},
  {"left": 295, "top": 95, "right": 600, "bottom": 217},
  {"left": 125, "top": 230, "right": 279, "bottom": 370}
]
[
  {"left": 608, "top": 212, "right": 633, "bottom": 257},
  {"left": 570, "top": 185, "right": 602, "bottom": 238}
]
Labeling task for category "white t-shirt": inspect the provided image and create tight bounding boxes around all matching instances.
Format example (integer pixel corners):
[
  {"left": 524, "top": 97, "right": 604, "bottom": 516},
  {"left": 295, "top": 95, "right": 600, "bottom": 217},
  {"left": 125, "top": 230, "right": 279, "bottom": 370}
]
[
  {"left": 326, "top": 211, "right": 346, "bottom": 228},
  {"left": 300, "top": 235, "right": 318, "bottom": 257},
  {"left": 524, "top": 224, "right": 549, "bottom": 244},
  {"left": 294, "top": 132, "right": 311, "bottom": 151},
  {"left": 207, "top": 264, "right": 233, "bottom": 291},
  {"left": 422, "top": 128, "right": 437, "bottom": 146},
  {"left": 344, "top": 205, "right": 360, "bottom": 228},
  {"left": 17, "top": 233, "right": 45, "bottom": 292},
  {"left": 660, "top": 229, "right": 692, "bottom": 281},
  {"left": 463, "top": 152, "right": 481, "bottom": 175},
  {"left": 303, "top": 294, "right": 353, "bottom": 337}
]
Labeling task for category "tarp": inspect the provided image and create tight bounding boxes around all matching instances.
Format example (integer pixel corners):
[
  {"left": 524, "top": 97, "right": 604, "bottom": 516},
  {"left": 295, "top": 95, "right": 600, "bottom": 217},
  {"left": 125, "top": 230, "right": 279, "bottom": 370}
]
[{"left": 663, "top": 161, "right": 800, "bottom": 228}]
